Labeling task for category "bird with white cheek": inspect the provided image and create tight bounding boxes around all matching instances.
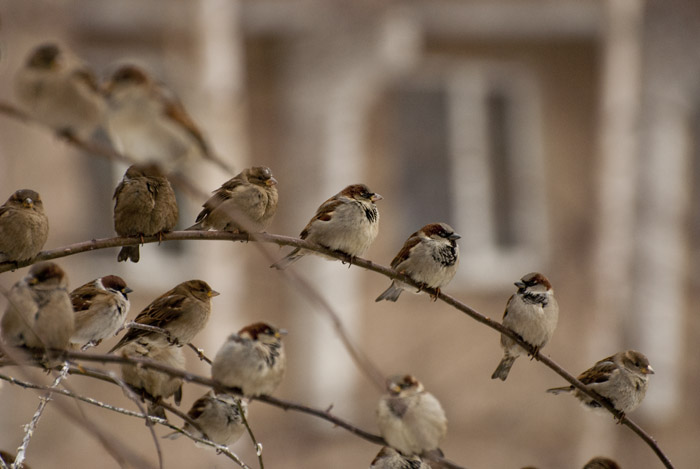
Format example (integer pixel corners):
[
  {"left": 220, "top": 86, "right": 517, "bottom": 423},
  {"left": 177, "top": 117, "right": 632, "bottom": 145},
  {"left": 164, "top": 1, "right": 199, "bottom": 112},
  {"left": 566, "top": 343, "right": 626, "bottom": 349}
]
[
  {"left": 69, "top": 275, "right": 132, "bottom": 349},
  {"left": 187, "top": 166, "right": 278, "bottom": 233},
  {"left": 1, "top": 262, "right": 74, "bottom": 354},
  {"left": 271, "top": 184, "right": 382, "bottom": 269},
  {"left": 547, "top": 350, "right": 654, "bottom": 420},
  {"left": 14, "top": 43, "right": 105, "bottom": 139},
  {"left": 376, "top": 223, "right": 460, "bottom": 302},
  {"left": 376, "top": 374, "right": 447, "bottom": 457},
  {"left": 0, "top": 189, "right": 49, "bottom": 265},
  {"left": 103, "top": 64, "right": 229, "bottom": 173},
  {"left": 165, "top": 391, "right": 248, "bottom": 446},
  {"left": 211, "top": 322, "right": 286, "bottom": 397},
  {"left": 491, "top": 272, "right": 559, "bottom": 381},
  {"left": 369, "top": 446, "right": 431, "bottom": 469}
]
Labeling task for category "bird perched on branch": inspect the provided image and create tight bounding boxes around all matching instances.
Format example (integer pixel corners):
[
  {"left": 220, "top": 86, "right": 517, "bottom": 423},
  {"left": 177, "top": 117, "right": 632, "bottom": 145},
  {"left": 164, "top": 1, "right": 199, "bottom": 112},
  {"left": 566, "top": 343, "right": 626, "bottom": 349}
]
[
  {"left": 369, "top": 446, "right": 430, "bottom": 469},
  {"left": 164, "top": 391, "right": 247, "bottom": 446},
  {"left": 187, "top": 166, "right": 278, "bottom": 233},
  {"left": 113, "top": 163, "right": 178, "bottom": 263},
  {"left": 108, "top": 280, "right": 218, "bottom": 353},
  {"left": 547, "top": 350, "right": 654, "bottom": 419},
  {"left": 1, "top": 262, "right": 74, "bottom": 358},
  {"left": 271, "top": 184, "right": 382, "bottom": 269},
  {"left": 120, "top": 340, "right": 185, "bottom": 419},
  {"left": 14, "top": 42, "right": 106, "bottom": 139},
  {"left": 376, "top": 374, "right": 447, "bottom": 456},
  {"left": 491, "top": 272, "right": 559, "bottom": 381},
  {"left": 376, "top": 223, "right": 460, "bottom": 302},
  {"left": 103, "top": 64, "right": 230, "bottom": 173},
  {"left": 69, "top": 275, "right": 132, "bottom": 349},
  {"left": 211, "top": 322, "right": 286, "bottom": 397},
  {"left": 0, "top": 189, "right": 49, "bottom": 265}
]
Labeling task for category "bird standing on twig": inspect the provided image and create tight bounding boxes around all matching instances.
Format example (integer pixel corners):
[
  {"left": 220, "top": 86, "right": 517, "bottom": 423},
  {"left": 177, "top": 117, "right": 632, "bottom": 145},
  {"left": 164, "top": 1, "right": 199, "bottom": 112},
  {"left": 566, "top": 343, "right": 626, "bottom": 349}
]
[{"left": 0, "top": 189, "right": 49, "bottom": 265}]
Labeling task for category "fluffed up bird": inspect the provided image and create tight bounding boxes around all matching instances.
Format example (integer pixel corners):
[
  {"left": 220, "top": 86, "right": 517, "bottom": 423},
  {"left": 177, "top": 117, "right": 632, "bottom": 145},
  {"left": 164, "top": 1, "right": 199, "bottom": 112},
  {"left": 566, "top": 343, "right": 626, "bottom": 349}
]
[
  {"left": 370, "top": 446, "right": 431, "bottom": 469},
  {"left": 103, "top": 64, "right": 229, "bottom": 173},
  {"left": 164, "top": 391, "right": 248, "bottom": 446},
  {"left": 69, "top": 275, "right": 132, "bottom": 349},
  {"left": 376, "top": 374, "right": 447, "bottom": 456},
  {"left": 547, "top": 350, "right": 654, "bottom": 419},
  {"left": 108, "top": 280, "right": 218, "bottom": 353},
  {"left": 0, "top": 189, "right": 49, "bottom": 265},
  {"left": 113, "top": 163, "right": 178, "bottom": 263},
  {"left": 14, "top": 43, "right": 105, "bottom": 138},
  {"left": 211, "top": 322, "right": 286, "bottom": 397},
  {"left": 187, "top": 166, "right": 278, "bottom": 233},
  {"left": 491, "top": 272, "right": 559, "bottom": 381},
  {"left": 583, "top": 457, "right": 621, "bottom": 469},
  {"left": 376, "top": 223, "right": 460, "bottom": 302},
  {"left": 120, "top": 340, "right": 185, "bottom": 419},
  {"left": 1, "top": 262, "right": 74, "bottom": 356},
  {"left": 271, "top": 184, "right": 381, "bottom": 270}
]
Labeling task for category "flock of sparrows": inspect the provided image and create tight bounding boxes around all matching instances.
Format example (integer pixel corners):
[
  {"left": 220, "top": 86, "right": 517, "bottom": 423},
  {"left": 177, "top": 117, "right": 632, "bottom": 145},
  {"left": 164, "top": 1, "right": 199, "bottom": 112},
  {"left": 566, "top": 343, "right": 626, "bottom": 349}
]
[{"left": 0, "top": 42, "right": 655, "bottom": 467}]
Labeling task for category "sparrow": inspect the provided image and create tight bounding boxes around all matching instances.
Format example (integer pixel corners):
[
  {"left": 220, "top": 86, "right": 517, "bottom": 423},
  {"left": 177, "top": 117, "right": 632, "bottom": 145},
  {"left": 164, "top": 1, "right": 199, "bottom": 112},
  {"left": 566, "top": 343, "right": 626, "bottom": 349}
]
[
  {"left": 187, "top": 166, "right": 278, "bottom": 232},
  {"left": 69, "top": 275, "right": 132, "bottom": 349},
  {"left": 14, "top": 43, "right": 105, "bottom": 139},
  {"left": 1, "top": 262, "right": 74, "bottom": 353},
  {"left": 369, "top": 446, "right": 431, "bottom": 469},
  {"left": 108, "top": 280, "right": 219, "bottom": 353},
  {"left": 376, "top": 223, "right": 460, "bottom": 302},
  {"left": 164, "top": 391, "right": 248, "bottom": 446},
  {"left": 120, "top": 340, "right": 185, "bottom": 419},
  {"left": 491, "top": 272, "right": 559, "bottom": 381},
  {"left": 547, "top": 350, "right": 654, "bottom": 418},
  {"left": 0, "top": 189, "right": 49, "bottom": 265},
  {"left": 104, "top": 64, "right": 228, "bottom": 173},
  {"left": 376, "top": 374, "right": 447, "bottom": 456},
  {"left": 211, "top": 322, "right": 286, "bottom": 397},
  {"left": 271, "top": 184, "right": 382, "bottom": 269},
  {"left": 583, "top": 457, "right": 621, "bottom": 469},
  {"left": 113, "top": 163, "right": 179, "bottom": 263}
]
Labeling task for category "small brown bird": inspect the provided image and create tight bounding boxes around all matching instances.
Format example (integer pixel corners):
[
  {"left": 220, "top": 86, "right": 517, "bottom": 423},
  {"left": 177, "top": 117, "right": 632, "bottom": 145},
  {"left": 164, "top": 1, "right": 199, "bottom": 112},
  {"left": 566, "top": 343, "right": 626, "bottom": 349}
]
[
  {"left": 104, "top": 65, "right": 229, "bottom": 173},
  {"left": 187, "top": 166, "right": 278, "bottom": 232},
  {"left": 108, "top": 280, "right": 218, "bottom": 353},
  {"left": 70, "top": 275, "right": 132, "bottom": 349},
  {"left": 547, "top": 350, "right": 654, "bottom": 419},
  {"left": 583, "top": 457, "right": 621, "bottom": 469},
  {"left": 491, "top": 272, "right": 559, "bottom": 381},
  {"left": 211, "top": 322, "right": 286, "bottom": 397},
  {"left": 164, "top": 391, "right": 248, "bottom": 446},
  {"left": 14, "top": 43, "right": 105, "bottom": 138},
  {"left": 1, "top": 262, "right": 74, "bottom": 354},
  {"left": 376, "top": 374, "right": 447, "bottom": 456},
  {"left": 0, "top": 189, "right": 49, "bottom": 265},
  {"left": 113, "top": 163, "right": 178, "bottom": 263},
  {"left": 370, "top": 446, "right": 431, "bottom": 469},
  {"left": 120, "top": 340, "right": 185, "bottom": 418},
  {"left": 376, "top": 223, "right": 460, "bottom": 302},
  {"left": 271, "top": 184, "right": 382, "bottom": 269}
]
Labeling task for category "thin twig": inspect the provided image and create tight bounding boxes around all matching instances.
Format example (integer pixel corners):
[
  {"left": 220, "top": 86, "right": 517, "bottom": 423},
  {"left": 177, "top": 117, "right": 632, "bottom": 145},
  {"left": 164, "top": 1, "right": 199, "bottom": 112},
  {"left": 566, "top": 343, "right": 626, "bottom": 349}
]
[{"left": 238, "top": 400, "right": 264, "bottom": 469}]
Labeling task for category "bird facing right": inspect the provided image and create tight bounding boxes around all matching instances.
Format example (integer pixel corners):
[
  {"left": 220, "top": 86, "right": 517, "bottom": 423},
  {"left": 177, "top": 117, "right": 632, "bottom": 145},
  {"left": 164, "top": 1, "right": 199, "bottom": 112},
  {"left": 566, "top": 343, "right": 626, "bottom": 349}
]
[
  {"left": 188, "top": 166, "right": 278, "bottom": 233},
  {"left": 376, "top": 374, "right": 447, "bottom": 456},
  {"left": 547, "top": 350, "right": 654, "bottom": 418},
  {"left": 271, "top": 183, "right": 382, "bottom": 269},
  {"left": 113, "top": 163, "right": 179, "bottom": 263},
  {"left": 369, "top": 446, "right": 431, "bottom": 469},
  {"left": 211, "top": 322, "right": 287, "bottom": 397},
  {"left": 491, "top": 272, "right": 559, "bottom": 381},
  {"left": 0, "top": 189, "right": 49, "bottom": 265},
  {"left": 376, "top": 223, "right": 460, "bottom": 302}
]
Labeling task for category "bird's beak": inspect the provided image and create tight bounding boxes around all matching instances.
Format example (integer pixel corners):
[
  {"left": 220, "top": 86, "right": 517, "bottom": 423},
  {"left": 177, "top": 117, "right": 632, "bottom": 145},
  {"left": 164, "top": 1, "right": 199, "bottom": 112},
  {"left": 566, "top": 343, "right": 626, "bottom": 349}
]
[
  {"left": 449, "top": 233, "right": 461, "bottom": 241},
  {"left": 371, "top": 193, "right": 383, "bottom": 202},
  {"left": 275, "top": 328, "right": 288, "bottom": 338},
  {"left": 266, "top": 177, "right": 278, "bottom": 187},
  {"left": 643, "top": 365, "right": 655, "bottom": 375},
  {"left": 123, "top": 287, "right": 134, "bottom": 294},
  {"left": 209, "top": 290, "right": 220, "bottom": 298},
  {"left": 23, "top": 198, "right": 34, "bottom": 209},
  {"left": 514, "top": 281, "right": 526, "bottom": 289},
  {"left": 29, "top": 277, "right": 39, "bottom": 285}
]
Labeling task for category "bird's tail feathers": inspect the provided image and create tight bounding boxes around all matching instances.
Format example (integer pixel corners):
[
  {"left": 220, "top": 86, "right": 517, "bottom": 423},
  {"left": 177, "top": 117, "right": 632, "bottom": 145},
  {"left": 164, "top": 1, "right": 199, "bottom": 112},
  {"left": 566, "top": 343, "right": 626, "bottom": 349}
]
[
  {"left": 270, "top": 248, "right": 302, "bottom": 270},
  {"left": 491, "top": 355, "right": 517, "bottom": 381},
  {"left": 375, "top": 282, "right": 403, "bottom": 302}
]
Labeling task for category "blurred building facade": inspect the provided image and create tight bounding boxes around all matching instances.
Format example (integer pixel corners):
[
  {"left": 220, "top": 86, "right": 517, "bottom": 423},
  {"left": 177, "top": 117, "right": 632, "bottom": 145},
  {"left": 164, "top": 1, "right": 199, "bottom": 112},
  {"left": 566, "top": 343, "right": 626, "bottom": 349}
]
[{"left": 0, "top": 0, "right": 698, "bottom": 467}]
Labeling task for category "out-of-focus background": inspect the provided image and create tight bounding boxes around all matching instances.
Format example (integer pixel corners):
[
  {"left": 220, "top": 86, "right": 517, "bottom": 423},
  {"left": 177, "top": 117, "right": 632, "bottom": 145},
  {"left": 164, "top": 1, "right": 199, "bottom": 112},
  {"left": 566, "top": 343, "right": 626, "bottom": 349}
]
[{"left": 0, "top": 0, "right": 698, "bottom": 467}]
